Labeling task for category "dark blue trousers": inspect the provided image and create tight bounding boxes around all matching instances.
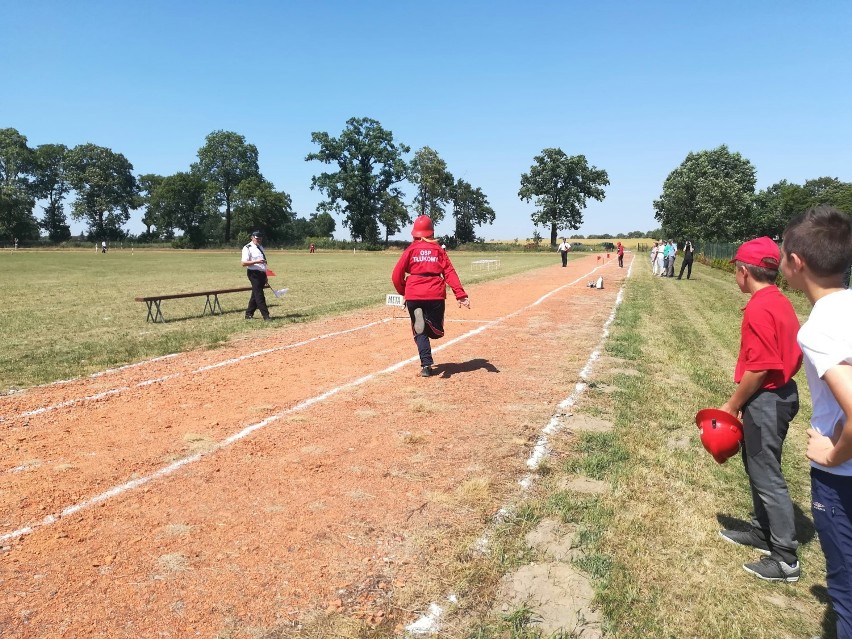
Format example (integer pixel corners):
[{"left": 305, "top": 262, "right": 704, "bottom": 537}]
[
  {"left": 812, "top": 468, "right": 852, "bottom": 639},
  {"left": 407, "top": 299, "right": 445, "bottom": 367}
]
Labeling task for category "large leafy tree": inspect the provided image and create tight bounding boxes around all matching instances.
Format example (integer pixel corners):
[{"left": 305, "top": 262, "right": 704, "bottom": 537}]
[
  {"left": 231, "top": 176, "right": 293, "bottom": 244},
  {"left": 753, "top": 177, "right": 852, "bottom": 240},
  {"left": 518, "top": 148, "right": 609, "bottom": 246},
  {"left": 311, "top": 211, "right": 336, "bottom": 238},
  {"left": 66, "top": 143, "right": 137, "bottom": 240},
  {"left": 137, "top": 173, "right": 165, "bottom": 238},
  {"left": 803, "top": 177, "right": 852, "bottom": 213},
  {"left": 409, "top": 146, "right": 454, "bottom": 222},
  {"left": 148, "top": 172, "right": 209, "bottom": 246},
  {"left": 32, "top": 144, "right": 71, "bottom": 242},
  {"left": 453, "top": 178, "right": 495, "bottom": 244},
  {"left": 751, "top": 180, "right": 810, "bottom": 239},
  {"left": 0, "top": 128, "right": 39, "bottom": 241},
  {"left": 654, "top": 145, "right": 756, "bottom": 242},
  {"left": 306, "top": 117, "right": 410, "bottom": 244},
  {"left": 378, "top": 192, "right": 411, "bottom": 245},
  {"left": 192, "top": 130, "right": 260, "bottom": 243}
]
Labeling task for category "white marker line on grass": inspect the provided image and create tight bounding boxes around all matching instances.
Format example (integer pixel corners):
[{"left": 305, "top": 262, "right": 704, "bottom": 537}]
[
  {"left": 1, "top": 262, "right": 611, "bottom": 544},
  {"left": 406, "top": 257, "right": 632, "bottom": 636}
]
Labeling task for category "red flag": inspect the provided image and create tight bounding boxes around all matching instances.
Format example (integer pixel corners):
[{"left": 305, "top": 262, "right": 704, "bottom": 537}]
[{"left": 266, "top": 269, "right": 276, "bottom": 277}]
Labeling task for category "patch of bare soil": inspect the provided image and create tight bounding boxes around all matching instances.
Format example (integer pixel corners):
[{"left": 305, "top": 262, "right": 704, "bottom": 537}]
[{"left": 0, "top": 254, "right": 631, "bottom": 638}]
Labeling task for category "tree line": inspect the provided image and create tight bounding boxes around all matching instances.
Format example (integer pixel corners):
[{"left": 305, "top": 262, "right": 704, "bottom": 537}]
[
  {"left": 654, "top": 144, "right": 852, "bottom": 242},
  {"left": 2, "top": 119, "right": 614, "bottom": 248}
]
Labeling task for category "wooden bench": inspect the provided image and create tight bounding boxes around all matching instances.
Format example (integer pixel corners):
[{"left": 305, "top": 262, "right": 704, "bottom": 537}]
[{"left": 135, "top": 287, "right": 254, "bottom": 323}]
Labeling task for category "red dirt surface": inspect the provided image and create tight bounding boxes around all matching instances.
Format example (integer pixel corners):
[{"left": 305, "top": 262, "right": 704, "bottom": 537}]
[{"left": 0, "top": 254, "right": 631, "bottom": 638}]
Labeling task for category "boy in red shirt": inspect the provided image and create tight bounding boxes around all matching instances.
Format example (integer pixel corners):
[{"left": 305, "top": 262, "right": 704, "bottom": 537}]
[
  {"left": 718, "top": 236, "right": 803, "bottom": 582},
  {"left": 392, "top": 215, "right": 470, "bottom": 377}
]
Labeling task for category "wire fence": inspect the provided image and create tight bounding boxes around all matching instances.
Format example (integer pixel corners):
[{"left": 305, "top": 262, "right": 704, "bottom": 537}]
[{"left": 694, "top": 242, "right": 742, "bottom": 261}]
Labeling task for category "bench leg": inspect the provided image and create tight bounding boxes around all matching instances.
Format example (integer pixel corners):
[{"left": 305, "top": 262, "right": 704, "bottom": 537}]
[
  {"left": 146, "top": 300, "right": 165, "bottom": 323},
  {"left": 202, "top": 294, "right": 224, "bottom": 316}
]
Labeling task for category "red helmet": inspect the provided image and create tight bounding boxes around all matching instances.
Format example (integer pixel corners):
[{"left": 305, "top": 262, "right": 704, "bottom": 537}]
[
  {"left": 695, "top": 409, "right": 744, "bottom": 464},
  {"left": 411, "top": 215, "right": 434, "bottom": 238}
]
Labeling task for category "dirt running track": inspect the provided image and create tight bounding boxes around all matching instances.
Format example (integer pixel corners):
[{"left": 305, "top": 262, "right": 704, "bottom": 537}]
[{"left": 0, "top": 253, "right": 631, "bottom": 638}]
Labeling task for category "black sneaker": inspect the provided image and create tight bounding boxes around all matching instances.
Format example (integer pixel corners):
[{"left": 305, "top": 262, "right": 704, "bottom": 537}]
[
  {"left": 743, "top": 556, "right": 800, "bottom": 583},
  {"left": 719, "top": 529, "right": 771, "bottom": 555},
  {"left": 420, "top": 365, "right": 432, "bottom": 377},
  {"left": 413, "top": 308, "right": 425, "bottom": 335}
]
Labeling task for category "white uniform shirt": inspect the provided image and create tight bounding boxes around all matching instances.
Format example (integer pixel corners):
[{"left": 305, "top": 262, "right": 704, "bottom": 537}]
[
  {"left": 798, "top": 288, "right": 852, "bottom": 476},
  {"left": 242, "top": 242, "right": 267, "bottom": 272},
  {"left": 557, "top": 241, "right": 570, "bottom": 253}
]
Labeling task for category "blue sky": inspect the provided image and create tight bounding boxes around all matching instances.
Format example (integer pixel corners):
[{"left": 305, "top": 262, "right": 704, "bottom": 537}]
[{"left": 2, "top": 1, "right": 850, "bottom": 240}]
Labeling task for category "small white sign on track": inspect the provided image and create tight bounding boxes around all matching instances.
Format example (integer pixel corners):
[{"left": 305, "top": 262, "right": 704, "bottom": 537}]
[{"left": 385, "top": 294, "right": 405, "bottom": 307}]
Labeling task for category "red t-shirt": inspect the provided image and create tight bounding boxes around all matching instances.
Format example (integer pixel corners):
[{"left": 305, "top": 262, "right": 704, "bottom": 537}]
[
  {"left": 391, "top": 239, "right": 467, "bottom": 301},
  {"left": 734, "top": 285, "right": 802, "bottom": 389}
]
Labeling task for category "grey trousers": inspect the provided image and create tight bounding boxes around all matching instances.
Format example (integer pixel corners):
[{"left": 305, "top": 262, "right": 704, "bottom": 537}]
[{"left": 741, "top": 380, "right": 800, "bottom": 564}]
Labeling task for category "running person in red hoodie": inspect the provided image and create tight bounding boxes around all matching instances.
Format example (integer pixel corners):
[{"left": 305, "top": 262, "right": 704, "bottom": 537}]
[{"left": 392, "top": 215, "right": 470, "bottom": 377}]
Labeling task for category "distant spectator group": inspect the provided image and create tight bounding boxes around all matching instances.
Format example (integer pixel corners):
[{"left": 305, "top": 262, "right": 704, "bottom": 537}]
[
  {"left": 650, "top": 240, "right": 693, "bottom": 278},
  {"left": 651, "top": 240, "right": 674, "bottom": 276}
]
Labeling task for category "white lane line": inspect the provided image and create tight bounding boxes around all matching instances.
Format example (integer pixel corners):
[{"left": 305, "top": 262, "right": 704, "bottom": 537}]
[
  {"left": 1, "top": 262, "right": 613, "bottom": 544},
  {"left": 3, "top": 319, "right": 394, "bottom": 423},
  {"left": 406, "top": 256, "right": 632, "bottom": 636},
  {"left": 1, "top": 355, "right": 179, "bottom": 397}
]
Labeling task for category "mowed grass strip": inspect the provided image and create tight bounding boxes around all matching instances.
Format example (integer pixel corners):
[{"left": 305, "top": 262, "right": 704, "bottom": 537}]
[
  {"left": 567, "top": 260, "right": 830, "bottom": 639},
  {"left": 0, "top": 249, "right": 559, "bottom": 391}
]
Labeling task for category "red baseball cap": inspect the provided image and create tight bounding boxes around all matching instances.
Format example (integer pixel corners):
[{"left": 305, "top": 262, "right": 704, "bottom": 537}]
[{"left": 731, "top": 236, "right": 780, "bottom": 268}]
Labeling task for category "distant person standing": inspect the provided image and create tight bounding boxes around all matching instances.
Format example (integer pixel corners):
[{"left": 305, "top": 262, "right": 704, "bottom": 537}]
[
  {"left": 557, "top": 238, "right": 571, "bottom": 267},
  {"left": 14, "top": 237, "right": 18, "bottom": 250},
  {"left": 678, "top": 241, "right": 695, "bottom": 280},
  {"left": 616, "top": 241, "right": 625, "bottom": 268},
  {"left": 309, "top": 243, "right": 316, "bottom": 253},
  {"left": 661, "top": 241, "right": 671, "bottom": 276},
  {"left": 241, "top": 230, "right": 271, "bottom": 321},
  {"left": 667, "top": 240, "right": 677, "bottom": 277},
  {"left": 650, "top": 241, "right": 660, "bottom": 275},
  {"left": 101, "top": 240, "right": 107, "bottom": 253}
]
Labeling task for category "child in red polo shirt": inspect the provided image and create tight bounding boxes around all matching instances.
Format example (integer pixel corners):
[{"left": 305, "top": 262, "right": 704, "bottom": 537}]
[{"left": 717, "top": 236, "right": 803, "bottom": 582}]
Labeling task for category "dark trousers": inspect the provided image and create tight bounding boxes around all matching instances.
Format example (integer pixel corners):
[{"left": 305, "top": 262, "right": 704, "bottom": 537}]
[
  {"left": 812, "top": 469, "right": 852, "bottom": 639},
  {"left": 741, "top": 380, "right": 799, "bottom": 564},
  {"left": 246, "top": 269, "right": 270, "bottom": 318},
  {"left": 617, "top": 254, "right": 623, "bottom": 267},
  {"left": 560, "top": 251, "right": 568, "bottom": 267},
  {"left": 678, "top": 259, "right": 693, "bottom": 279},
  {"left": 407, "top": 299, "right": 445, "bottom": 366}
]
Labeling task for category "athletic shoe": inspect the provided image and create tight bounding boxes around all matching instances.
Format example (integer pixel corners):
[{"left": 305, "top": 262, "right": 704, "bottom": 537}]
[
  {"left": 413, "top": 308, "right": 425, "bottom": 335},
  {"left": 719, "top": 529, "right": 771, "bottom": 555},
  {"left": 742, "top": 556, "right": 800, "bottom": 582},
  {"left": 420, "top": 366, "right": 432, "bottom": 377}
]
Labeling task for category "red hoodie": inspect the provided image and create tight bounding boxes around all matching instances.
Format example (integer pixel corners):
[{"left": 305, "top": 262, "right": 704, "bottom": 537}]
[{"left": 391, "top": 239, "right": 467, "bottom": 301}]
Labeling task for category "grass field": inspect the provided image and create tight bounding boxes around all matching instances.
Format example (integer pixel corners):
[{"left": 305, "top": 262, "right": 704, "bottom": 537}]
[
  {"left": 526, "top": 260, "right": 831, "bottom": 639},
  {"left": 0, "top": 248, "right": 562, "bottom": 391}
]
